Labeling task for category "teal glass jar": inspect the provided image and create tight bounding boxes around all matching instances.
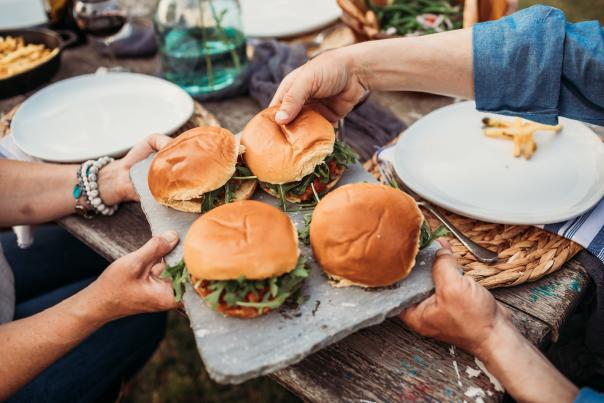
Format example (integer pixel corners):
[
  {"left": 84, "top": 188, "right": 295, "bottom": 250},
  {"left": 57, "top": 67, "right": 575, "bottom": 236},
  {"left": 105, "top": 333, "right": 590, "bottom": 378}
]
[{"left": 154, "top": 0, "right": 247, "bottom": 99}]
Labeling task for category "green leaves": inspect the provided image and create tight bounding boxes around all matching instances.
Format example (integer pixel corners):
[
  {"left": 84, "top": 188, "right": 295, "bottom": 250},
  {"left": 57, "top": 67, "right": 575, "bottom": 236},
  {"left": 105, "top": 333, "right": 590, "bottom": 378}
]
[
  {"left": 201, "top": 256, "right": 310, "bottom": 313},
  {"left": 332, "top": 139, "right": 358, "bottom": 168},
  {"left": 419, "top": 222, "right": 449, "bottom": 249},
  {"left": 298, "top": 213, "right": 312, "bottom": 245},
  {"left": 161, "top": 259, "right": 188, "bottom": 302}
]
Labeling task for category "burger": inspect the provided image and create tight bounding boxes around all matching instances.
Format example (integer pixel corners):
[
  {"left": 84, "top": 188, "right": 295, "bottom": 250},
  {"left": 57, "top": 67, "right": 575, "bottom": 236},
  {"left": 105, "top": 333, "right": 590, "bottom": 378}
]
[
  {"left": 181, "top": 200, "right": 309, "bottom": 318},
  {"left": 148, "top": 126, "right": 256, "bottom": 213},
  {"left": 240, "top": 106, "right": 357, "bottom": 208},
  {"left": 308, "top": 183, "right": 445, "bottom": 288}
]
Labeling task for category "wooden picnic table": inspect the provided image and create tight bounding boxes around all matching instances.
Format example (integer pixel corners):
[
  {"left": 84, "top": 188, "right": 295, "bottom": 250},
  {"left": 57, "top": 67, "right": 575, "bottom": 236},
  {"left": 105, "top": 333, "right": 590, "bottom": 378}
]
[{"left": 0, "top": 39, "right": 597, "bottom": 402}]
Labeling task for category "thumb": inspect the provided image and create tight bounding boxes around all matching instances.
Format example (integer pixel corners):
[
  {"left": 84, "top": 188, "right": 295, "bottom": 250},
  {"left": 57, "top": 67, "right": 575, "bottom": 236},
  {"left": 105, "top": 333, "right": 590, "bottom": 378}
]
[
  {"left": 431, "top": 247, "right": 463, "bottom": 292},
  {"left": 133, "top": 231, "right": 179, "bottom": 269},
  {"left": 274, "top": 79, "right": 312, "bottom": 124}
]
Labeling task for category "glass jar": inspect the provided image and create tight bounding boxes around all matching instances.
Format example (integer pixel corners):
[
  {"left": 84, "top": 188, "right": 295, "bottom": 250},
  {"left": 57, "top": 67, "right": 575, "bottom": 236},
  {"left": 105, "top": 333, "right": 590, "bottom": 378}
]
[{"left": 154, "top": 0, "right": 247, "bottom": 98}]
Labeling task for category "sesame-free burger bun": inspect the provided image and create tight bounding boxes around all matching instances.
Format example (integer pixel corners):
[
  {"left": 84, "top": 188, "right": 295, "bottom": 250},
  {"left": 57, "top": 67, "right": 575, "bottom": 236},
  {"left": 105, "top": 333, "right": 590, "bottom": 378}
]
[
  {"left": 148, "top": 126, "right": 238, "bottom": 208},
  {"left": 241, "top": 105, "right": 335, "bottom": 184},
  {"left": 310, "top": 183, "right": 423, "bottom": 287},
  {"left": 183, "top": 200, "right": 300, "bottom": 281}
]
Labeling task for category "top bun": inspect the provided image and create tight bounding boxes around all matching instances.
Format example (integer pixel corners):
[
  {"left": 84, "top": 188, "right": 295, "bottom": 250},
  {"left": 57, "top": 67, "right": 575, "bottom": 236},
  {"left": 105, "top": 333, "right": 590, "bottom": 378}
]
[
  {"left": 148, "top": 126, "right": 238, "bottom": 205},
  {"left": 310, "top": 183, "right": 423, "bottom": 287},
  {"left": 184, "top": 200, "right": 300, "bottom": 280},
  {"left": 241, "top": 105, "right": 335, "bottom": 184}
]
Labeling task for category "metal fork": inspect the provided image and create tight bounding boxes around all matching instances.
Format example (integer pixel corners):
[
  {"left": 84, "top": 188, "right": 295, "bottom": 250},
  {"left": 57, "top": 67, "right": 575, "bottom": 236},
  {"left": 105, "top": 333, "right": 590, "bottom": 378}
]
[{"left": 376, "top": 144, "right": 498, "bottom": 264}]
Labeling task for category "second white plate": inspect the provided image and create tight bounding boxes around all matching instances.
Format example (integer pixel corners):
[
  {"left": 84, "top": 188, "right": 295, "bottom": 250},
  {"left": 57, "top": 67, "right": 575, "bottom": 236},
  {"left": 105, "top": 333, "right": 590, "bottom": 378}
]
[
  {"left": 394, "top": 101, "right": 604, "bottom": 225},
  {"left": 11, "top": 72, "right": 194, "bottom": 162},
  {"left": 240, "top": 0, "right": 341, "bottom": 38}
]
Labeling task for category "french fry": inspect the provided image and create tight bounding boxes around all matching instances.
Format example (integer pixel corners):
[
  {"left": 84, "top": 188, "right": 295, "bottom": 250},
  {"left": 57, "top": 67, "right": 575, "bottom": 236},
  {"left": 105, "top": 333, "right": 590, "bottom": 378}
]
[
  {"left": 482, "top": 116, "right": 562, "bottom": 160},
  {"left": 0, "top": 36, "right": 57, "bottom": 80}
]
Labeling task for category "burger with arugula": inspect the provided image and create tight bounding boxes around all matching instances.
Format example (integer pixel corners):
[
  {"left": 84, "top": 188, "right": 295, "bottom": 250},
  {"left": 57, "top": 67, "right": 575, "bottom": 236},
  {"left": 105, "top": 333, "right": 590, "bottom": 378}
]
[
  {"left": 240, "top": 106, "right": 357, "bottom": 209},
  {"left": 164, "top": 200, "right": 309, "bottom": 318},
  {"left": 148, "top": 126, "right": 256, "bottom": 213},
  {"left": 308, "top": 183, "right": 446, "bottom": 288}
]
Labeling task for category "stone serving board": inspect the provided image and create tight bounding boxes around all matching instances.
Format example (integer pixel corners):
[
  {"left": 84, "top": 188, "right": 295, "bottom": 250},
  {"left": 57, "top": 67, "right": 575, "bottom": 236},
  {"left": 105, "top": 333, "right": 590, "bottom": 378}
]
[{"left": 131, "top": 156, "right": 436, "bottom": 384}]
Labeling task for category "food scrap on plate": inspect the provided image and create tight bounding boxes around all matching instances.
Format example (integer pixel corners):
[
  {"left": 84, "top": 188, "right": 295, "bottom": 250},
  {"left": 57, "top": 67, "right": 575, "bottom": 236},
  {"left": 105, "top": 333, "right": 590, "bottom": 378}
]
[{"left": 482, "top": 116, "right": 562, "bottom": 160}]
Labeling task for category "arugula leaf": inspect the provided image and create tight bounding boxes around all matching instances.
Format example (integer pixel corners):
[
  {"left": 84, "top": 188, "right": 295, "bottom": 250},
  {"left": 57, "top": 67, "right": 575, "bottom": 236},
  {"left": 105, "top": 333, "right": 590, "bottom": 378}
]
[
  {"left": 161, "top": 259, "right": 187, "bottom": 302},
  {"left": 420, "top": 222, "right": 449, "bottom": 249},
  {"left": 332, "top": 139, "right": 358, "bottom": 167},
  {"left": 197, "top": 256, "right": 310, "bottom": 313},
  {"left": 278, "top": 184, "right": 288, "bottom": 212},
  {"left": 298, "top": 213, "right": 312, "bottom": 245}
]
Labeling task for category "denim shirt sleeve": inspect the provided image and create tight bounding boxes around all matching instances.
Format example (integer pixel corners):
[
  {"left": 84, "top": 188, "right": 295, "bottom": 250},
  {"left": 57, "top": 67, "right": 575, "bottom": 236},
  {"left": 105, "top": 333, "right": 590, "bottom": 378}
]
[
  {"left": 574, "top": 388, "right": 604, "bottom": 403},
  {"left": 473, "top": 5, "right": 604, "bottom": 126}
]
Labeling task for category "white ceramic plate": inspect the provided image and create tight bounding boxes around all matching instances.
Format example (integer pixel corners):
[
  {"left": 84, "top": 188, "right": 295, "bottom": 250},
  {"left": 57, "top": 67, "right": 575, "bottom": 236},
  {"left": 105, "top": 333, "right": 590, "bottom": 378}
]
[
  {"left": 240, "top": 0, "right": 341, "bottom": 38},
  {"left": 0, "top": 0, "right": 48, "bottom": 29},
  {"left": 11, "top": 72, "right": 194, "bottom": 162},
  {"left": 394, "top": 101, "right": 604, "bottom": 225}
]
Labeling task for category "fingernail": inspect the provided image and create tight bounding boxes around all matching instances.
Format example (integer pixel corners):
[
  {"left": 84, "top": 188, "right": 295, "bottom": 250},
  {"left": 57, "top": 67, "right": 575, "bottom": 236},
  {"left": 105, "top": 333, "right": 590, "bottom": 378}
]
[
  {"left": 161, "top": 230, "right": 179, "bottom": 243},
  {"left": 275, "top": 110, "right": 289, "bottom": 122},
  {"left": 436, "top": 248, "right": 452, "bottom": 257}
]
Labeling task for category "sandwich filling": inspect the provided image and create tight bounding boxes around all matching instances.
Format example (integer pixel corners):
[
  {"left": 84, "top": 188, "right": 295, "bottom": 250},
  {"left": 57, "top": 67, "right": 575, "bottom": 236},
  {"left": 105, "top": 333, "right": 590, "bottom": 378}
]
[
  {"left": 197, "top": 163, "right": 256, "bottom": 213},
  {"left": 163, "top": 256, "right": 309, "bottom": 314},
  {"left": 261, "top": 139, "right": 358, "bottom": 205}
]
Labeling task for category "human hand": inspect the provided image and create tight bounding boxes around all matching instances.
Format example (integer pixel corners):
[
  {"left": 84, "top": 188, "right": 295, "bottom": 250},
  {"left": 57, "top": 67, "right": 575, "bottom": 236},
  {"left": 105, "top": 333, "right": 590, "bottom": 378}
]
[
  {"left": 86, "top": 231, "right": 181, "bottom": 322},
  {"left": 270, "top": 48, "right": 369, "bottom": 125},
  {"left": 98, "top": 133, "right": 173, "bottom": 206},
  {"left": 400, "top": 240, "right": 513, "bottom": 358}
]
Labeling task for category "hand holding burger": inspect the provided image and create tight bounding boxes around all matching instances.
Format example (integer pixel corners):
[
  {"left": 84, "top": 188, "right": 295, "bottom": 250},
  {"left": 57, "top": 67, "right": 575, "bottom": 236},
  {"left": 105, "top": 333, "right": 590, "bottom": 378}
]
[{"left": 241, "top": 106, "right": 357, "bottom": 209}]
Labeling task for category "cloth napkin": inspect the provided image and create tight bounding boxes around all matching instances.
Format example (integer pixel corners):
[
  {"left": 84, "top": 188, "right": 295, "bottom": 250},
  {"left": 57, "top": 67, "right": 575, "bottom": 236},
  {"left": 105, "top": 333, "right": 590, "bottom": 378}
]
[{"left": 247, "top": 40, "right": 405, "bottom": 161}]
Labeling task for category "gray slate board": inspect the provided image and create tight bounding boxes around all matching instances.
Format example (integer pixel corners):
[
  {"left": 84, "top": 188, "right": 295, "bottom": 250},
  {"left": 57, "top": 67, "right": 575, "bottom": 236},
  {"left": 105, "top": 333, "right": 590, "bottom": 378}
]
[{"left": 130, "top": 157, "right": 436, "bottom": 384}]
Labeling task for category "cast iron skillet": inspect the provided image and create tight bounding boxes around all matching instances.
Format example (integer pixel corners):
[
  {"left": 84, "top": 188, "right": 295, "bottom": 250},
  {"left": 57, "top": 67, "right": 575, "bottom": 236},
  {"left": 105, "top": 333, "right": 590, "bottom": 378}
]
[{"left": 0, "top": 28, "right": 77, "bottom": 99}]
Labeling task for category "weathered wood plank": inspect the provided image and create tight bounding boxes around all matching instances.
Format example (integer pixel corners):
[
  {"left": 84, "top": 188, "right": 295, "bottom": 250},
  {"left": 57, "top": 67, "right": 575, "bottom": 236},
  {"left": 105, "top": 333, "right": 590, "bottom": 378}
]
[
  {"left": 493, "top": 254, "right": 591, "bottom": 337},
  {"left": 58, "top": 202, "right": 150, "bottom": 261},
  {"left": 274, "top": 307, "right": 550, "bottom": 403}
]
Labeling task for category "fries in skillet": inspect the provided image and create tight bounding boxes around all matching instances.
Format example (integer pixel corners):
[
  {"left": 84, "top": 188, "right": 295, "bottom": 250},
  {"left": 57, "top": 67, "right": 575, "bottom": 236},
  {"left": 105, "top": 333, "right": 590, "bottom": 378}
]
[
  {"left": 482, "top": 117, "right": 562, "bottom": 160},
  {"left": 0, "top": 36, "right": 59, "bottom": 80}
]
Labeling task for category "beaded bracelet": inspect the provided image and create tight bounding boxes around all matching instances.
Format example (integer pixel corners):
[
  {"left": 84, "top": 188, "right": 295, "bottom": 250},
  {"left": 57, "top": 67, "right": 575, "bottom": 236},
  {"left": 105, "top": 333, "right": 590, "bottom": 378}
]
[{"left": 73, "top": 156, "right": 118, "bottom": 218}]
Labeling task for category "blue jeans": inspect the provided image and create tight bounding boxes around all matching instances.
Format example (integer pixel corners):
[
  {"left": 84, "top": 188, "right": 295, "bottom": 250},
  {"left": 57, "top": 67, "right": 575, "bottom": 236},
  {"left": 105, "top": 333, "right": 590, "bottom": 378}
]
[{"left": 1, "top": 225, "right": 166, "bottom": 403}]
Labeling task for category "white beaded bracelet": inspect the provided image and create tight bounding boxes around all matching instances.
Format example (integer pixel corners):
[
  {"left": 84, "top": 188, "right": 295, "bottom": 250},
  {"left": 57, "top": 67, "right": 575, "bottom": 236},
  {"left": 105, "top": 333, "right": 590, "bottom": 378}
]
[{"left": 77, "top": 156, "right": 118, "bottom": 217}]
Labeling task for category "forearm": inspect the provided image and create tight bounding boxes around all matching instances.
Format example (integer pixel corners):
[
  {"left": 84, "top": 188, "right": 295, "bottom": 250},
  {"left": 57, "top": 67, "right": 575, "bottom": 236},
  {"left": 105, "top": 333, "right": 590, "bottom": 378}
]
[
  {"left": 0, "top": 160, "right": 122, "bottom": 226},
  {"left": 0, "top": 160, "right": 77, "bottom": 226},
  {"left": 347, "top": 28, "right": 473, "bottom": 98},
  {"left": 476, "top": 320, "right": 578, "bottom": 403},
  {"left": 0, "top": 287, "right": 108, "bottom": 400}
]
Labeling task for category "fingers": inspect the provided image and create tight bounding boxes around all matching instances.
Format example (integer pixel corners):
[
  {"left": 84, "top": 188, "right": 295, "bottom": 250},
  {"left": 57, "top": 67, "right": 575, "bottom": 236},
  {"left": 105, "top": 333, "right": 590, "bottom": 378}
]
[
  {"left": 400, "top": 295, "right": 435, "bottom": 331},
  {"left": 131, "top": 231, "right": 179, "bottom": 270},
  {"left": 150, "top": 261, "right": 166, "bottom": 278},
  {"left": 274, "top": 74, "right": 313, "bottom": 124},
  {"left": 431, "top": 247, "right": 463, "bottom": 291},
  {"left": 146, "top": 133, "right": 172, "bottom": 152}
]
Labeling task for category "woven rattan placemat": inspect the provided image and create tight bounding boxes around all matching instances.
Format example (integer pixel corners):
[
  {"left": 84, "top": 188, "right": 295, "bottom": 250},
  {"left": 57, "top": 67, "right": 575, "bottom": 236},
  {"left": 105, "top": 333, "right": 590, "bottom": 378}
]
[
  {"left": 1, "top": 102, "right": 582, "bottom": 289},
  {"left": 364, "top": 141, "right": 583, "bottom": 289}
]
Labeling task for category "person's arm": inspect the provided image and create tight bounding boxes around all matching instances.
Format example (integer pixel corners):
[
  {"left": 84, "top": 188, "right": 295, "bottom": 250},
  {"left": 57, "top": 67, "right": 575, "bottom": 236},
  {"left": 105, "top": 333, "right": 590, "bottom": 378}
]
[
  {"left": 0, "top": 134, "right": 171, "bottom": 227},
  {"left": 270, "top": 28, "right": 473, "bottom": 124},
  {"left": 474, "top": 5, "right": 604, "bottom": 126},
  {"left": 400, "top": 241, "right": 578, "bottom": 403},
  {"left": 272, "top": 6, "right": 604, "bottom": 127},
  {"left": 0, "top": 231, "right": 180, "bottom": 401}
]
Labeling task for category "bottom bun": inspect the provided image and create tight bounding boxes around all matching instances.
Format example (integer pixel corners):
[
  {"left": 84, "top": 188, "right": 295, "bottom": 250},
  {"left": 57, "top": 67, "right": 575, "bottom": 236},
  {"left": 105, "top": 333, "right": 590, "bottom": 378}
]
[
  {"left": 163, "top": 179, "right": 257, "bottom": 213},
  {"left": 260, "top": 170, "right": 343, "bottom": 203},
  {"left": 191, "top": 276, "right": 271, "bottom": 319}
]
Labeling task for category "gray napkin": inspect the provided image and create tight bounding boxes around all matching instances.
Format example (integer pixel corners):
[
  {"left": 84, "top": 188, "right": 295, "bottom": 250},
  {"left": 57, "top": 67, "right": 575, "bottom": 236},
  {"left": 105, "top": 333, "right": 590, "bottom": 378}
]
[{"left": 248, "top": 41, "right": 405, "bottom": 161}]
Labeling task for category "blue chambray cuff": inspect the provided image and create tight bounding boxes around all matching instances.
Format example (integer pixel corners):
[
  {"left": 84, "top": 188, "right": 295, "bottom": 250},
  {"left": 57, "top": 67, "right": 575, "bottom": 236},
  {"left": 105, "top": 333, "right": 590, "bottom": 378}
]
[
  {"left": 574, "top": 388, "right": 604, "bottom": 403},
  {"left": 472, "top": 5, "right": 567, "bottom": 125}
]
